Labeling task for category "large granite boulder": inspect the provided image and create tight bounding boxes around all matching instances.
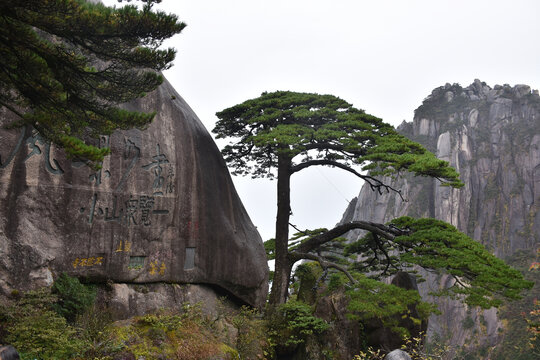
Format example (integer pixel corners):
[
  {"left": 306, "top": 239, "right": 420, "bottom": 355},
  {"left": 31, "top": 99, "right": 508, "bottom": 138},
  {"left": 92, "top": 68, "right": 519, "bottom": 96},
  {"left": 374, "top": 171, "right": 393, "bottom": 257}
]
[{"left": 0, "top": 78, "right": 268, "bottom": 308}]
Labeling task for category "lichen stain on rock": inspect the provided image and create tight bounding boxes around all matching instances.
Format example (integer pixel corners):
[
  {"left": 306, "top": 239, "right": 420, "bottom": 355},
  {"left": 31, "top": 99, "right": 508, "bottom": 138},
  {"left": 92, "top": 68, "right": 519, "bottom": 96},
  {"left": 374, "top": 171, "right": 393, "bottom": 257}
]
[{"left": 0, "top": 78, "right": 268, "bottom": 308}]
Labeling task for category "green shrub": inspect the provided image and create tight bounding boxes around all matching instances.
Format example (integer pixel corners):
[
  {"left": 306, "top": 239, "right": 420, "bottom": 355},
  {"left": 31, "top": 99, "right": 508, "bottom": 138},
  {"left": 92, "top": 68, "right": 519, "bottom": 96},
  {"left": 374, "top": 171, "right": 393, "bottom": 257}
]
[
  {"left": 327, "top": 272, "right": 348, "bottom": 292},
  {"left": 7, "top": 308, "right": 83, "bottom": 359},
  {"left": 267, "top": 300, "right": 329, "bottom": 354},
  {"left": 231, "top": 305, "right": 268, "bottom": 359},
  {"left": 4, "top": 288, "right": 85, "bottom": 360},
  {"left": 1, "top": 282, "right": 271, "bottom": 359},
  {"left": 75, "top": 304, "right": 121, "bottom": 359},
  {"left": 293, "top": 262, "right": 323, "bottom": 304},
  {"left": 52, "top": 272, "right": 96, "bottom": 322},
  {"left": 346, "top": 274, "right": 435, "bottom": 338}
]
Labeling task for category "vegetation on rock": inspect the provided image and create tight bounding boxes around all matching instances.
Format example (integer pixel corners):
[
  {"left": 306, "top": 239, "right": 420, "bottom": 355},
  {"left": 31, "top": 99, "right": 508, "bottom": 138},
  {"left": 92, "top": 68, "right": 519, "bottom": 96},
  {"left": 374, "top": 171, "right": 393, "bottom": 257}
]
[
  {"left": 51, "top": 272, "right": 96, "bottom": 323},
  {"left": 0, "top": 275, "right": 270, "bottom": 360},
  {"left": 0, "top": 288, "right": 83, "bottom": 359},
  {"left": 266, "top": 300, "right": 329, "bottom": 356},
  {"left": 486, "top": 249, "right": 540, "bottom": 360},
  {"left": 353, "top": 331, "right": 449, "bottom": 360}
]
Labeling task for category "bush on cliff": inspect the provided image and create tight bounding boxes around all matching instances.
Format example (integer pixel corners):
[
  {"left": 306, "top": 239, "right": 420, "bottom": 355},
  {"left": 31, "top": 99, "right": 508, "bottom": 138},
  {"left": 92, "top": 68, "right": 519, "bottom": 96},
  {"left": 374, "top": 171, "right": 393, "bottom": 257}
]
[
  {"left": 51, "top": 272, "right": 96, "bottom": 323},
  {"left": 0, "top": 281, "right": 270, "bottom": 359},
  {"left": 0, "top": 288, "right": 84, "bottom": 359}
]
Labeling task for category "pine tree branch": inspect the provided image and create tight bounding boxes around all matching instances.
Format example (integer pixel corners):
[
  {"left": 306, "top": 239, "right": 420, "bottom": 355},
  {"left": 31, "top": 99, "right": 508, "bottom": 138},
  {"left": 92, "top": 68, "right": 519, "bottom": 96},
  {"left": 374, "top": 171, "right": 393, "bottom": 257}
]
[
  {"left": 302, "top": 142, "right": 364, "bottom": 156},
  {"left": 372, "top": 234, "right": 399, "bottom": 276},
  {"left": 295, "top": 221, "right": 409, "bottom": 254},
  {"left": 289, "top": 251, "right": 357, "bottom": 284}
]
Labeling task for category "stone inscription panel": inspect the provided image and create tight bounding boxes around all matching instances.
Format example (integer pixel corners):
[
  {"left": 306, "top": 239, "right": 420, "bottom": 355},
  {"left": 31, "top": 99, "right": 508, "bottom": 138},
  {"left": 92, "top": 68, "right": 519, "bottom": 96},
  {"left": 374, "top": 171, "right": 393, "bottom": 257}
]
[{"left": 0, "top": 128, "right": 181, "bottom": 281}]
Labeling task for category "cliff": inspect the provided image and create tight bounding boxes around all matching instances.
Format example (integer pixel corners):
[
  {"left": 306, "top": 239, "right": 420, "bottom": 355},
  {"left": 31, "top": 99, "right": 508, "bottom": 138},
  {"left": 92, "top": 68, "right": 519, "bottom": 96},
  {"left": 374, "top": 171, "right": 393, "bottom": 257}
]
[
  {"left": 343, "top": 80, "right": 540, "bottom": 353},
  {"left": 0, "top": 78, "right": 269, "bottom": 310}
]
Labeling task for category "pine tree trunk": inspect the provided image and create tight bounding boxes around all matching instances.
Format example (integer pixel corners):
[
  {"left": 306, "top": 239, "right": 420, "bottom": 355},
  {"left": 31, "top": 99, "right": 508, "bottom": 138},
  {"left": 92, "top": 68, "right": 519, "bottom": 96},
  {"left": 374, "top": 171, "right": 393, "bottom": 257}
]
[{"left": 269, "top": 154, "right": 292, "bottom": 306}]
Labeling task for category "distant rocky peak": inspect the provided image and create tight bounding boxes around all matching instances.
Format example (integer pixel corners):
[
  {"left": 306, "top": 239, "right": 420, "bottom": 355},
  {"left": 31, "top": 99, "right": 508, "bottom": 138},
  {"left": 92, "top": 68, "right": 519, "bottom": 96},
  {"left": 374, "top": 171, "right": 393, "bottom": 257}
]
[
  {"left": 404, "top": 80, "right": 540, "bottom": 153},
  {"left": 419, "top": 79, "right": 537, "bottom": 108}
]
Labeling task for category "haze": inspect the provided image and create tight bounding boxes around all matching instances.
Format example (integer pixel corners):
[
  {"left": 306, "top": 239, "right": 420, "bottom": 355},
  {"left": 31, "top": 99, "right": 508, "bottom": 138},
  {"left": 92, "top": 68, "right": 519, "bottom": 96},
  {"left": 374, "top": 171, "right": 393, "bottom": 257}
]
[{"left": 103, "top": 0, "right": 540, "bottom": 240}]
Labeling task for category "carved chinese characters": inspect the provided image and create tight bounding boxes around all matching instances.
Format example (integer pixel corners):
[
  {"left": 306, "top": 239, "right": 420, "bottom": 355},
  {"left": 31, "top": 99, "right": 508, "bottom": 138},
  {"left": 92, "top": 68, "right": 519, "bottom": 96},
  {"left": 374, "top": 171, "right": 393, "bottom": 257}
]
[{"left": 0, "top": 79, "right": 268, "bottom": 308}]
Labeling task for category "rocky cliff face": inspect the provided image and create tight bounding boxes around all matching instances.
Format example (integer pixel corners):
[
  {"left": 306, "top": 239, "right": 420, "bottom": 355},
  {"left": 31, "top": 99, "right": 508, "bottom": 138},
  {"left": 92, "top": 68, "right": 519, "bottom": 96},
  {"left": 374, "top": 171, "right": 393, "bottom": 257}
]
[
  {"left": 343, "top": 80, "right": 540, "bottom": 352},
  {"left": 0, "top": 78, "right": 269, "bottom": 309}
]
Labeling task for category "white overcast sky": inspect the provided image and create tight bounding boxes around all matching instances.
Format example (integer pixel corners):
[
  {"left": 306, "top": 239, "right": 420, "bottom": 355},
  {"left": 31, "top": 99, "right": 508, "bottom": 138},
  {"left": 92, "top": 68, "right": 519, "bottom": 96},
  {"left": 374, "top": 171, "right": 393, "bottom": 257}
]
[{"left": 104, "top": 0, "right": 540, "bottom": 241}]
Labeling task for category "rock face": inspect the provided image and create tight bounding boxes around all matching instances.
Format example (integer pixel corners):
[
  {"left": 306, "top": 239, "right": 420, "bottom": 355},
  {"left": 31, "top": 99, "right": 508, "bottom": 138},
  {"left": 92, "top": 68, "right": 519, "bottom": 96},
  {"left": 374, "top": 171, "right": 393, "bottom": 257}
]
[
  {"left": 343, "top": 80, "right": 540, "bottom": 352},
  {"left": 0, "top": 78, "right": 268, "bottom": 308},
  {"left": 105, "top": 283, "right": 234, "bottom": 320},
  {"left": 385, "top": 349, "right": 411, "bottom": 360}
]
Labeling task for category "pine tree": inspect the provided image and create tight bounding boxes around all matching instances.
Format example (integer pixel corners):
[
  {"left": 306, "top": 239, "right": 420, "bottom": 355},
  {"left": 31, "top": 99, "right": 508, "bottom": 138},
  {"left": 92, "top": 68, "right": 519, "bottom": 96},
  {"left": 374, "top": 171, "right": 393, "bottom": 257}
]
[
  {"left": 0, "top": 0, "right": 185, "bottom": 165},
  {"left": 214, "top": 91, "right": 532, "bottom": 308}
]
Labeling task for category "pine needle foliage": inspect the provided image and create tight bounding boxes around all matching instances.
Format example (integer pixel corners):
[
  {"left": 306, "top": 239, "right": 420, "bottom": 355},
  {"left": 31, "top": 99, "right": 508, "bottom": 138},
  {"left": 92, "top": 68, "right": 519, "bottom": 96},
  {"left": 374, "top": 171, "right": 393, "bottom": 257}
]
[
  {"left": 0, "top": 0, "right": 185, "bottom": 165},
  {"left": 214, "top": 91, "right": 462, "bottom": 187},
  {"left": 266, "top": 300, "right": 329, "bottom": 354},
  {"left": 390, "top": 217, "right": 533, "bottom": 308}
]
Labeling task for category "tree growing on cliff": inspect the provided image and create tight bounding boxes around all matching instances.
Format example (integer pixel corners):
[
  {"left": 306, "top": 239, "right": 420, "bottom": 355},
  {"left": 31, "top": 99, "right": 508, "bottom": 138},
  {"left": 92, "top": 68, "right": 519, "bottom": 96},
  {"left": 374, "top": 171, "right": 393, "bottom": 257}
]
[
  {"left": 0, "top": 0, "right": 185, "bottom": 165},
  {"left": 214, "top": 91, "right": 532, "bottom": 309}
]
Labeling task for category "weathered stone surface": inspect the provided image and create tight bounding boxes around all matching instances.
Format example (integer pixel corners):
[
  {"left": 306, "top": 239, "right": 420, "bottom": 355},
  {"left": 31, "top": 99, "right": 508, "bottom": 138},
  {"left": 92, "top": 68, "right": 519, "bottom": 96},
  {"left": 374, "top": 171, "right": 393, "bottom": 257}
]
[
  {"left": 385, "top": 349, "right": 411, "bottom": 360},
  {"left": 105, "top": 283, "right": 232, "bottom": 319},
  {"left": 312, "top": 291, "right": 363, "bottom": 360},
  {"left": 0, "top": 78, "right": 268, "bottom": 308},
  {"left": 342, "top": 80, "right": 540, "bottom": 353}
]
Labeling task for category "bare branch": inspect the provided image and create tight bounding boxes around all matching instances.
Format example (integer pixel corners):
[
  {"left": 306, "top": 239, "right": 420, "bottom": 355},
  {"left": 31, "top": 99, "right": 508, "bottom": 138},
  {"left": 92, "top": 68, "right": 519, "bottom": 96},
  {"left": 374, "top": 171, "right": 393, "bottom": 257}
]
[
  {"left": 452, "top": 276, "right": 467, "bottom": 288},
  {"left": 291, "top": 159, "right": 359, "bottom": 175},
  {"left": 289, "top": 222, "right": 310, "bottom": 237},
  {"left": 290, "top": 159, "right": 405, "bottom": 201},
  {"left": 313, "top": 268, "right": 329, "bottom": 291},
  {"left": 373, "top": 234, "right": 399, "bottom": 276}
]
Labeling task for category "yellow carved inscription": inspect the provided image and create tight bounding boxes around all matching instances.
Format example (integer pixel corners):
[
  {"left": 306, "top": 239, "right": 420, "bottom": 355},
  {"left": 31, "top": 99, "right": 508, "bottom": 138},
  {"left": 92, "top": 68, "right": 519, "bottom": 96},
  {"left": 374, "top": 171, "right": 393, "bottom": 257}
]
[
  {"left": 149, "top": 260, "right": 166, "bottom": 276},
  {"left": 72, "top": 256, "right": 104, "bottom": 269},
  {"left": 115, "top": 240, "right": 132, "bottom": 253}
]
